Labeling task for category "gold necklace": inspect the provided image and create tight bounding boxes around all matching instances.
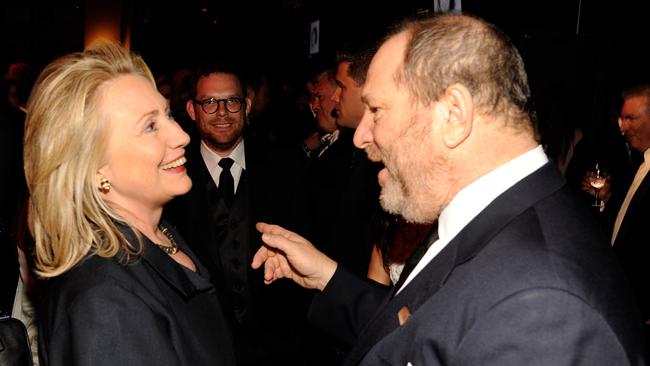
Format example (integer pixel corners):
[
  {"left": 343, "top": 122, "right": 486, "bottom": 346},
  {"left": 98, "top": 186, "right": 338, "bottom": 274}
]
[{"left": 155, "top": 226, "right": 179, "bottom": 255}]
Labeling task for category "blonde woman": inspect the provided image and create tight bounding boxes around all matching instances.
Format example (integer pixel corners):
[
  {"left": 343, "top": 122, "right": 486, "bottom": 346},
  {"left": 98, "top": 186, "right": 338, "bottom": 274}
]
[{"left": 24, "top": 42, "right": 235, "bottom": 365}]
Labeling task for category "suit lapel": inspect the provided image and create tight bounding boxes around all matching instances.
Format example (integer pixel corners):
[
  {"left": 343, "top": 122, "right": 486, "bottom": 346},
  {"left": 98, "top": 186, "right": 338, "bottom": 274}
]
[
  {"left": 616, "top": 170, "right": 650, "bottom": 244},
  {"left": 345, "top": 163, "right": 565, "bottom": 366}
]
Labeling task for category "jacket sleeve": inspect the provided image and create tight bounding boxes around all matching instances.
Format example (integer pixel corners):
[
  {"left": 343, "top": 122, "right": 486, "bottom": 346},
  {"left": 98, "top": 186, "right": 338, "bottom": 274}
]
[
  {"left": 308, "top": 266, "right": 391, "bottom": 346},
  {"left": 446, "top": 287, "right": 641, "bottom": 366},
  {"left": 40, "top": 279, "right": 182, "bottom": 366}
]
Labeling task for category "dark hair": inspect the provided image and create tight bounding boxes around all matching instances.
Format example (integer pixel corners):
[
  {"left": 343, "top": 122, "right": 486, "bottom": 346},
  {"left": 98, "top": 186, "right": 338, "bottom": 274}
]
[
  {"left": 335, "top": 40, "right": 379, "bottom": 86},
  {"left": 188, "top": 63, "right": 247, "bottom": 100},
  {"left": 371, "top": 210, "right": 432, "bottom": 269},
  {"left": 622, "top": 84, "right": 650, "bottom": 116},
  {"left": 394, "top": 14, "right": 534, "bottom": 130},
  {"left": 307, "top": 58, "right": 337, "bottom": 86}
]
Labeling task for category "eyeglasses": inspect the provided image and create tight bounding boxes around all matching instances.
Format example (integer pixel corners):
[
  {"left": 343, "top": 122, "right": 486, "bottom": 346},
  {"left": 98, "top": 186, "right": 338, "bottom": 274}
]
[{"left": 194, "top": 97, "right": 245, "bottom": 114}]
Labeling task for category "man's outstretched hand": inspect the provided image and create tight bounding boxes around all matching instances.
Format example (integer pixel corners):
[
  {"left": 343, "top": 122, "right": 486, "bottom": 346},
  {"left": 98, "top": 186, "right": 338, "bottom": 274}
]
[{"left": 251, "top": 222, "right": 337, "bottom": 291}]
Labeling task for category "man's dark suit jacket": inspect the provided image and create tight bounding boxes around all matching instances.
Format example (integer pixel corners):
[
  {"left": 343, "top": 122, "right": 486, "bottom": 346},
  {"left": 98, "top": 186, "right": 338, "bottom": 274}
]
[
  {"left": 165, "top": 133, "right": 308, "bottom": 365},
  {"left": 309, "top": 163, "right": 647, "bottom": 365},
  {"left": 612, "top": 169, "right": 650, "bottom": 321},
  {"left": 38, "top": 224, "right": 235, "bottom": 366}
]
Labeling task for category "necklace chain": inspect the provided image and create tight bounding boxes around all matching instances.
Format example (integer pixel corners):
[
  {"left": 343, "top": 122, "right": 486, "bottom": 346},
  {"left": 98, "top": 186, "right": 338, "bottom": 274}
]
[{"left": 155, "top": 226, "right": 179, "bottom": 255}]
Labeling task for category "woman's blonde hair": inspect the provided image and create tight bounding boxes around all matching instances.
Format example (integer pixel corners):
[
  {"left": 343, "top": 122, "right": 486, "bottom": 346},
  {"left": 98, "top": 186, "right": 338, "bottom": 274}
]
[{"left": 24, "top": 41, "right": 155, "bottom": 277}]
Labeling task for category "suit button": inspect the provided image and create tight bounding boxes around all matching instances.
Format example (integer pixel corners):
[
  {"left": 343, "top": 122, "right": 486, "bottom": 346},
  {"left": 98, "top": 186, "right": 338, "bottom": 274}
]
[
  {"left": 232, "top": 293, "right": 244, "bottom": 307},
  {"left": 233, "top": 281, "right": 245, "bottom": 292}
]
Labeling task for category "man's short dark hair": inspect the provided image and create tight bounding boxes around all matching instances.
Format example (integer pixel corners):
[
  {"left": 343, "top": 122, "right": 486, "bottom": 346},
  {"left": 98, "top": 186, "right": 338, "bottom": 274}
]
[
  {"left": 188, "top": 63, "right": 247, "bottom": 100},
  {"left": 335, "top": 40, "right": 378, "bottom": 86},
  {"left": 622, "top": 84, "right": 650, "bottom": 117},
  {"left": 306, "top": 58, "right": 337, "bottom": 86}
]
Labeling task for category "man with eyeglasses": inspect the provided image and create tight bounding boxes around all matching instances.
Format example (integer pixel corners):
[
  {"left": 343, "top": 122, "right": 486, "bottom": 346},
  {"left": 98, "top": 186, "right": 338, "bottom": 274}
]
[{"left": 165, "top": 63, "right": 307, "bottom": 366}]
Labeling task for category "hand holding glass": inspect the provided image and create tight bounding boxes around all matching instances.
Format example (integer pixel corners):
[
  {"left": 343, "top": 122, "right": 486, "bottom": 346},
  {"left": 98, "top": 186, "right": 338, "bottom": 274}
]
[{"left": 587, "top": 164, "right": 606, "bottom": 208}]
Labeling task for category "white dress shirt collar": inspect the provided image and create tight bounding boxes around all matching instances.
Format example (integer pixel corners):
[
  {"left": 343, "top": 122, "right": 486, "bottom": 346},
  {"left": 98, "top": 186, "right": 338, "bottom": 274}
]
[
  {"left": 200, "top": 139, "right": 246, "bottom": 190},
  {"left": 611, "top": 147, "right": 650, "bottom": 244},
  {"left": 438, "top": 145, "right": 549, "bottom": 243}
]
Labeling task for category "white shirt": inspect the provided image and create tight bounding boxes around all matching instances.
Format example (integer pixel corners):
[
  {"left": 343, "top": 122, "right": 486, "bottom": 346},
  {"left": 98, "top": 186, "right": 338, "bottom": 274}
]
[
  {"left": 200, "top": 139, "right": 246, "bottom": 192},
  {"left": 611, "top": 148, "right": 650, "bottom": 245},
  {"left": 317, "top": 129, "right": 340, "bottom": 158},
  {"left": 396, "top": 145, "right": 549, "bottom": 294}
]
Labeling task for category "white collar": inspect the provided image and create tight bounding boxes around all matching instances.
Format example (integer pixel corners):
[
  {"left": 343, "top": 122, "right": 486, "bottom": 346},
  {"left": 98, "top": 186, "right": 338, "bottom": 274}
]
[
  {"left": 438, "top": 145, "right": 548, "bottom": 243},
  {"left": 200, "top": 139, "right": 246, "bottom": 172}
]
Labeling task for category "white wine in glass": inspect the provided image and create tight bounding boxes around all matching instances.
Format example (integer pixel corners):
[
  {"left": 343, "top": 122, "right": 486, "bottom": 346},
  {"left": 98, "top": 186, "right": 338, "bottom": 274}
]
[{"left": 588, "top": 163, "right": 606, "bottom": 208}]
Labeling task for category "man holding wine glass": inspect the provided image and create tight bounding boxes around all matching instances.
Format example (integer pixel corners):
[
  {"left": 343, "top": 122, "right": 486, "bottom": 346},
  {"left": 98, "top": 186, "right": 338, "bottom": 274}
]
[
  {"left": 602, "top": 84, "right": 650, "bottom": 331},
  {"left": 582, "top": 84, "right": 650, "bottom": 346}
]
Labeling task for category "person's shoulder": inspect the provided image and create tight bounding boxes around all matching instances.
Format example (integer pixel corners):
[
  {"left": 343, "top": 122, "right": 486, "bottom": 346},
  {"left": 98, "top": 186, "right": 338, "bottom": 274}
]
[{"left": 46, "top": 255, "right": 142, "bottom": 306}]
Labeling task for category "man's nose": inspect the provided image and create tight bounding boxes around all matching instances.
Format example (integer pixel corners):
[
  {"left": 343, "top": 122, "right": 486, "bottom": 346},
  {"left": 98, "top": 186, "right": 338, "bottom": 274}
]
[
  {"left": 217, "top": 102, "right": 228, "bottom": 115},
  {"left": 331, "top": 87, "right": 341, "bottom": 103},
  {"left": 353, "top": 110, "right": 373, "bottom": 149},
  {"left": 619, "top": 118, "right": 629, "bottom": 133}
]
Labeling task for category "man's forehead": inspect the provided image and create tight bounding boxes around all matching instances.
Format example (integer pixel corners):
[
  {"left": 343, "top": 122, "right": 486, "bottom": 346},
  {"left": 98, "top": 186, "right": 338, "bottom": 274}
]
[
  {"left": 315, "top": 77, "right": 335, "bottom": 91},
  {"left": 623, "top": 95, "right": 650, "bottom": 113},
  {"left": 197, "top": 73, "right": 243, "bottom": 96},
  {"left": 337, "top": 62, "right": 351, "bottom": 75},
  {"left": 364, "top": 33, "right": 408, "bottom": 96},
  {"left": 335, "top": 62, "right": 353, "bottom": 86}
]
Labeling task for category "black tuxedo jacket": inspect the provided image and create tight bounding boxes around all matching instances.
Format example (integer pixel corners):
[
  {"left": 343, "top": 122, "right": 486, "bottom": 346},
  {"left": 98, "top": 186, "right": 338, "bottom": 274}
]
[
  {"left": 310, "top": 163, "right": 647, "bottom": 365},
  {"left": 164, "top": 134, "right": 308, "bottom": 365},
  {"left": 613, "top": 169, "right": 650, "bottom": 320}
]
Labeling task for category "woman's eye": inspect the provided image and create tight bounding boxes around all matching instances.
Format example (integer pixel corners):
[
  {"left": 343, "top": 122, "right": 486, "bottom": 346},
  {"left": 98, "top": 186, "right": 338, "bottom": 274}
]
[{"left": 145, "top": 121, "right": 158, "bottom": 132}]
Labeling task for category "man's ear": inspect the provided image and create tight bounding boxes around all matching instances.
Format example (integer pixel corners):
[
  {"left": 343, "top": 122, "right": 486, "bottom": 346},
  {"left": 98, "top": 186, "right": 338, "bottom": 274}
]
[
  {"left": 245, "top": 96, "right": 252, "bottom": 115},
  {"left": 440, "top": 83, "right": 474, "bottom": 148},
  {"left": 186, "top": 99, "right": 197, "bottom": 121}
]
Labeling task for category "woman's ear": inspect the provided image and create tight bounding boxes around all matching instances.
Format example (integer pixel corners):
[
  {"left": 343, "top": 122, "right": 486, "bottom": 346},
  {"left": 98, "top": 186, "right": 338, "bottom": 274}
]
[
  {"left": 96, "top": 167, "right": 110, "bottom": 193},
  {"left": 440, "top": 83, "right": 474, "bottom": 149}
]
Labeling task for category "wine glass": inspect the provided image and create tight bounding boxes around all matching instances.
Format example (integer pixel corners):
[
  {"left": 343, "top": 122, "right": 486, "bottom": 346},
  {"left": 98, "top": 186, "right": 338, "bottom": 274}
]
[{"left": 587, "top": 163, "right": 606, "bottom": 208}]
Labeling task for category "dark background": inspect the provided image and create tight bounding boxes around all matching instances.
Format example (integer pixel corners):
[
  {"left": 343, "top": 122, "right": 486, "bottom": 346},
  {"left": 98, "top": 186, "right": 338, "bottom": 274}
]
[{"left": 1, "top": 0, "right": 649, "bottom": 126}]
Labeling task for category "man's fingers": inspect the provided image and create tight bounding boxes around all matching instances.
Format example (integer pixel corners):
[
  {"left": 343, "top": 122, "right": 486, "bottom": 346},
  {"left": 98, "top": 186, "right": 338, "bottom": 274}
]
[
  {"left": 265, "top": 258, "right": 277, "bottom": 282},
  {"left": 259, "top": 231, "right": 296, "bottom": 256},
  {"left": 251, "top": 246, "right": 270, "bottom": 269},
  {"left": 257, "top": 222, "right": 304, "bottom": 242}
]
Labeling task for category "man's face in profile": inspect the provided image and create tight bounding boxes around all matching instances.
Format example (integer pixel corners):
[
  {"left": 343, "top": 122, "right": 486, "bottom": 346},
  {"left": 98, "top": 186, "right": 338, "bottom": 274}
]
[
  {"left": 620, "top": 95, "right": 650, "bottom": 153},
  {"left": 356, "top": 33, "right": 446, "bottom": 224}
]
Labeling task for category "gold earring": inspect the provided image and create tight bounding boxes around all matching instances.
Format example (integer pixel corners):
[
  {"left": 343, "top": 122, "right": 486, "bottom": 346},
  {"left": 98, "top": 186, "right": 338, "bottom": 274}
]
[{"left": 99, "top": 178, "right": 111, "bottom": 193}]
